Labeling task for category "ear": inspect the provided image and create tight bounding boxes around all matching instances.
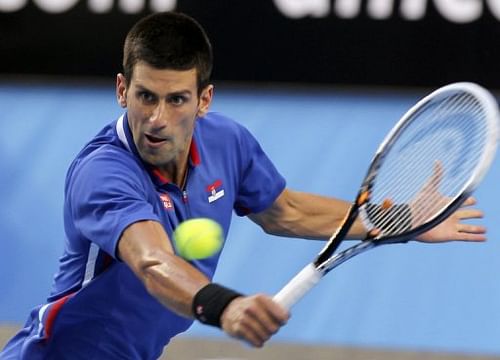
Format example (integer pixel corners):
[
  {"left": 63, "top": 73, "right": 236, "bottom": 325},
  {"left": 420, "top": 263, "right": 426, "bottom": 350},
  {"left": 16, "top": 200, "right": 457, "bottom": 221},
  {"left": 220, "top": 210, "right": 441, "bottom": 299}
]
[
  {"left": 116, "top": 73, "right": 128, "bottom": 108},
  {"left": 197, "top": 84, "right": 214, "bottom": 117}
]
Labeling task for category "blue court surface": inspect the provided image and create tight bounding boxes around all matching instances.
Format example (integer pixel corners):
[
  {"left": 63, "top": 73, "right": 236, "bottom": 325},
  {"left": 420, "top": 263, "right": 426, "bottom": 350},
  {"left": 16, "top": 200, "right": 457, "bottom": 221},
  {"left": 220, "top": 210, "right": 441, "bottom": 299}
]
[{"left": 0, "top": 82, "right": 499, "bottom": 355}]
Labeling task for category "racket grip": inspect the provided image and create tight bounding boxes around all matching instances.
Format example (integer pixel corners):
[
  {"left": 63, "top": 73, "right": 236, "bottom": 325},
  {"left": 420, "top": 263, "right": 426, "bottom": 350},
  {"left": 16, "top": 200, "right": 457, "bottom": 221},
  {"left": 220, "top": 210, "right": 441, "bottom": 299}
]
[{"left": 273, "top": 263, "right": 322, "bottom": 310}]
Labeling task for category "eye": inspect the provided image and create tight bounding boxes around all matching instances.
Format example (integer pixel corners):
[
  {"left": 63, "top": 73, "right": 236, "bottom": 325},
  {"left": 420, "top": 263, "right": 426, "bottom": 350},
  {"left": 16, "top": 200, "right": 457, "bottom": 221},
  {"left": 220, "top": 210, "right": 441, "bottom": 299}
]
[
  {"left": 137, "top": 91, "right": 157, "bottom": 104},
  {"left": 168, "top": 95, "right": 188, "bottom": 106}
]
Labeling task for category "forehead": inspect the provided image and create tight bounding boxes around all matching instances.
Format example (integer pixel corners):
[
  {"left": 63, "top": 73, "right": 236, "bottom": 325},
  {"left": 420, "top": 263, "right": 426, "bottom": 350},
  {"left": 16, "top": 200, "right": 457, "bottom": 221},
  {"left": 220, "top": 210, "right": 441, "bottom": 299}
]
[{"left": 130, "top": 62, "right": 198, "bottom": 92}]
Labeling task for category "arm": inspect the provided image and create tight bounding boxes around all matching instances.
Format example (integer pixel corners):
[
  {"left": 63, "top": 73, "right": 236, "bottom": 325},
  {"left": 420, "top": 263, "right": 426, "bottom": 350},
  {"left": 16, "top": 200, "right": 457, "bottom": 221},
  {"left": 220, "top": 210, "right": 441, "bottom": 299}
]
[
  {"left": 249, "top": 188, "right": 367, "bottom": 240},
  {"left": 117, "top": 220, "right": 289, "bottom": 347},
  {"left": 117, "top": 220, "right": 209, "bottom": 316},
  {"left": 250, "top": 188, "right": 486, "bottom": 243}
]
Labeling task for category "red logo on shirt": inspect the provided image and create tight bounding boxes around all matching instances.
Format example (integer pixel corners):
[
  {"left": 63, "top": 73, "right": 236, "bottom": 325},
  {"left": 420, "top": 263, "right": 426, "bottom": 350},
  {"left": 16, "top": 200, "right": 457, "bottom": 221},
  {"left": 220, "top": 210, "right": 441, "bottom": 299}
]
[
  {"left": 206, "top": 179, "right": 224, "bottom": 203},
  {"left": 159, "top": 193, "right": 174, "bottom": 210}
]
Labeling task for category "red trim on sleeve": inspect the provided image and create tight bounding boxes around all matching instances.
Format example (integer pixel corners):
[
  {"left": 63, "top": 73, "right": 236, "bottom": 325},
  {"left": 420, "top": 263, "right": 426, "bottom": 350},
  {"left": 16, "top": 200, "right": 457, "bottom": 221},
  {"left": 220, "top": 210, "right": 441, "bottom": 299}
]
[
  {"left": 102, "top": 253, "right": 113, "bottom": 271},
  {"left": 45, "top": 294, "right": 73, "bottom": 339}
]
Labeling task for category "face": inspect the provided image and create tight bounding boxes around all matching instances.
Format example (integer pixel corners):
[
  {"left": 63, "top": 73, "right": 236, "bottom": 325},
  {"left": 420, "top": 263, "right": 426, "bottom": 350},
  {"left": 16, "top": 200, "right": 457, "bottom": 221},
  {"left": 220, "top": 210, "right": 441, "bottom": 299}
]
[{"left": 116, "top": 62, "right": 213, "bottom": 173}]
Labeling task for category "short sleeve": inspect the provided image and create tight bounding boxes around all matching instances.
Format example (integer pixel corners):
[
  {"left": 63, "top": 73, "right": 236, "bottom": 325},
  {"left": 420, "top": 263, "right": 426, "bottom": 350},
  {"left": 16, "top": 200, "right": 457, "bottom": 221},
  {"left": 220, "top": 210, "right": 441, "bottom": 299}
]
[
  {"left": 234, "top": 126, "right": 286, "bottom": 216},
  {"left": 66, "top": 149, "right": 160, "bottom": 258}
]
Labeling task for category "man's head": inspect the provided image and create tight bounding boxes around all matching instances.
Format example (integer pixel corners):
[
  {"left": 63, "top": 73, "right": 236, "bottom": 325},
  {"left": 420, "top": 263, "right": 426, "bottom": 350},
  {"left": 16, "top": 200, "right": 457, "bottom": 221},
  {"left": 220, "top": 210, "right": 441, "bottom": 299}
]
[
  {"left": 122, "top": 12, "right": 213, "bottom": 94},
  {"left": 116, "top": 12, "right": 214, "bottom": 180}
]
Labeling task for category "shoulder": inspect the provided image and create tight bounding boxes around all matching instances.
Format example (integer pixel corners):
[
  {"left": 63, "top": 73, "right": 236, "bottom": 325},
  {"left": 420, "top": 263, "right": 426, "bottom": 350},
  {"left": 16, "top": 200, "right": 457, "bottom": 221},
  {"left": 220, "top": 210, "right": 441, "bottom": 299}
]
[
  {"left": 73, "top": 119, "right": 140, "bottom": 169},
  {"left": 65, "top": 144, "right": 150, "bottom": 207},
  {"left": 197, "top": 112, "right": 251, "bottom": 134},
  {"left": 81, "top": 145, "right": 140, "bottom": 171},
  {"left": 67, "top": 124, "right": 146, "bottom": 189},
  {"left": 196, "top": 112, "right": 258, "bottom": 145}
]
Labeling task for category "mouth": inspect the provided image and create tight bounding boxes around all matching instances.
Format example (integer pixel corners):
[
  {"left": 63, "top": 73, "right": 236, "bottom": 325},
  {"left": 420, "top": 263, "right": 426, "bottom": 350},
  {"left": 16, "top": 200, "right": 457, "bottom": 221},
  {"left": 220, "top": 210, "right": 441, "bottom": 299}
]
[{"left": 144, "top": 133, "right": 169, "bottom": 148}]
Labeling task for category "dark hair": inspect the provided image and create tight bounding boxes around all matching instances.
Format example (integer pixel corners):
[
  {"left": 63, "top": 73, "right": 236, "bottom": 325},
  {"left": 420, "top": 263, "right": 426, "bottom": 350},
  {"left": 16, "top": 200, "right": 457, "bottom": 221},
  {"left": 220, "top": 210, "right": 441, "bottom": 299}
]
[{"left": 123, "top": 12, "right": 213, "bottom": 92}]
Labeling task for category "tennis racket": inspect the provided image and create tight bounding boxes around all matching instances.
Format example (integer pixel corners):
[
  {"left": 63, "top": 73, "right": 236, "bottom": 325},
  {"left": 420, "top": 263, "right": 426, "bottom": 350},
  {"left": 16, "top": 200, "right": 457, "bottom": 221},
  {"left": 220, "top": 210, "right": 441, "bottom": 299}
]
[{"left": 274, "top": 82, "right": 499, "bottom": 310}]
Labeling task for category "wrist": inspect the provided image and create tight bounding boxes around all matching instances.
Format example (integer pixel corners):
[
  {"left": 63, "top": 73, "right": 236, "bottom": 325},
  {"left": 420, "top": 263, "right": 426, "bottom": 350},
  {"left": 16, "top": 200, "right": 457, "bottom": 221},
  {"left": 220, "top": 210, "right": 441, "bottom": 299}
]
[
  {"left": 363, "top": 203, "right": 413, "bottom": 238},
  {"left": 192, "top": 283, "right": 243, "bottom": 327}
]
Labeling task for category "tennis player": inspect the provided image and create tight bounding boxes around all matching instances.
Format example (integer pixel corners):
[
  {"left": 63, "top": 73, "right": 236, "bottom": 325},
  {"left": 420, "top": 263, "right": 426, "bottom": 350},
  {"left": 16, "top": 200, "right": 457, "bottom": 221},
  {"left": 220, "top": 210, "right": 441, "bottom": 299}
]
[{"left": 0, "top": 11, "right": 486, "bottom": 360}]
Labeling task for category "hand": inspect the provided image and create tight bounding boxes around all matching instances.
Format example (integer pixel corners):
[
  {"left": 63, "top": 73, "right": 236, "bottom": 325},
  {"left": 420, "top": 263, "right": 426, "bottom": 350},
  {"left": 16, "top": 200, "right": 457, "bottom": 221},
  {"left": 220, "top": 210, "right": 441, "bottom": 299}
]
[
  {"left": 416, "top": 196, "right": 486, "bottom": 243},
  {"left": 220, "top": 294, "right": 289, "bottom": 347},
  {"left": 409, "top": 162, "right": 486, "bottom": 243},
  {"left": 409, "top": 161, "right": 446, "bottom": 228}
]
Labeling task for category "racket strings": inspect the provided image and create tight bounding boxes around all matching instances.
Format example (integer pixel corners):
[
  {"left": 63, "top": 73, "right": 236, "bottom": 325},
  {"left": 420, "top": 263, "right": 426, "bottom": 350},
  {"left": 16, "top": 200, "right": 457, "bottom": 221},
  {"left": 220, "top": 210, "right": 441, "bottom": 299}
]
[
  {"left": 363, "top": 203, "right": 412, "bottom": 234},
  {"left": 387, "top": 117, "right": 485, "bottom": 231},
  {"left": 399, "top": 105, "right": 483, "bottom": 225},
  {"left": 364, "top": 91, "right": 489, "bottom": 236},
  {"left": 410, "top": 95, "right": 487, "bottom": 227},
  {"left": 370, "top": 94, "right": 476, "bottom": 204}
]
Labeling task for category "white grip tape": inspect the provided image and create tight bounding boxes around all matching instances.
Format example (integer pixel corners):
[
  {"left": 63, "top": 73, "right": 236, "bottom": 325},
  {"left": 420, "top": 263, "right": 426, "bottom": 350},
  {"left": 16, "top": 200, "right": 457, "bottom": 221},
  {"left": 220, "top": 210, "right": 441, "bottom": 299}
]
[{"left": 273, "top": 263, "right": 322, "bottom": 310}]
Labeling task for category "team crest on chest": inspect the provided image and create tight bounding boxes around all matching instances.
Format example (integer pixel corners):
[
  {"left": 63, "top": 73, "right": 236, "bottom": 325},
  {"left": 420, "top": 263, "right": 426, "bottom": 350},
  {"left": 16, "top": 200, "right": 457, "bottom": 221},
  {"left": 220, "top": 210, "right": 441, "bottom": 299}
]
[
  {"left": 206, "top": 179, "right": 224, "bottom": 203},
  {"left": 159, "top": 193, "right": 174, "bottom": 210}
]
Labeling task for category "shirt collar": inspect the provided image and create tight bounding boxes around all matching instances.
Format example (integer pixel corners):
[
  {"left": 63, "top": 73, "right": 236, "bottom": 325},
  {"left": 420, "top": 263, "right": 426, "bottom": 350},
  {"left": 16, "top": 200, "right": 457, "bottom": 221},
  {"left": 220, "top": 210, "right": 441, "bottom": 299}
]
[{"left": 116, "top": 113, "right": 140, "bottom": 157}]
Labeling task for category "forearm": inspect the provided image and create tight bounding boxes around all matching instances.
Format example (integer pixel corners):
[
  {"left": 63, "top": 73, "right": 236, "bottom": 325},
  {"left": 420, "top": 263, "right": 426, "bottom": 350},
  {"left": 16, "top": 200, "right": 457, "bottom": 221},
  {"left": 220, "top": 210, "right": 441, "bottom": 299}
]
[
  {"left": 140, "top": 251, "right": 210, "bottom": 317},
  {"left": 118, "top": 221, "right": 287, "bottom": 347},
  {"left": 118, "top": 220, "right": 209, "bottom": 318},
  {"left": 251, "top": 189, "right": 367, "bottom": 240}
]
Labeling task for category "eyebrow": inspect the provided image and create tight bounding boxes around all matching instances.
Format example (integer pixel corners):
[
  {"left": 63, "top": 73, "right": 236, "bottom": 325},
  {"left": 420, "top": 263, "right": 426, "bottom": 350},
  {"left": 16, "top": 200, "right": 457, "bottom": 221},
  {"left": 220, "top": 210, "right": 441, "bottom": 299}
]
[{"left": 135, "top": 85, "right": 193, "bottom": 97}]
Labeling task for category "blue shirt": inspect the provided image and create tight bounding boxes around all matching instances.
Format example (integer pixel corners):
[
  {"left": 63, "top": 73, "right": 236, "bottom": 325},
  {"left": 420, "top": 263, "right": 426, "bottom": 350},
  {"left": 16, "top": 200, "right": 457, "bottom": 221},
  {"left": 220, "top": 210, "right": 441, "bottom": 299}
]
[{"left": 1, "top": 112, "right": 285, "bottom": 360}]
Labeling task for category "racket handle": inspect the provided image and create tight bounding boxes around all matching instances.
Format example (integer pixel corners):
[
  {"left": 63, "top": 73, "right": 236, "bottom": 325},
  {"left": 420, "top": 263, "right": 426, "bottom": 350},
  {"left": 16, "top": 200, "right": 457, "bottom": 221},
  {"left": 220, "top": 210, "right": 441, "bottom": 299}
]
[{"left": 273, "top": 263, "right": 322, "bottom": 310}]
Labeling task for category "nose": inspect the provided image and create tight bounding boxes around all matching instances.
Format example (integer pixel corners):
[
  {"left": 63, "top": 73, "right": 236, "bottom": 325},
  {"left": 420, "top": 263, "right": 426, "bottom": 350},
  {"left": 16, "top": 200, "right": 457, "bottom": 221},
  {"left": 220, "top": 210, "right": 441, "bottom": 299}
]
[{"left": 149, "top": 102, "right": 168, "bottom": 127}]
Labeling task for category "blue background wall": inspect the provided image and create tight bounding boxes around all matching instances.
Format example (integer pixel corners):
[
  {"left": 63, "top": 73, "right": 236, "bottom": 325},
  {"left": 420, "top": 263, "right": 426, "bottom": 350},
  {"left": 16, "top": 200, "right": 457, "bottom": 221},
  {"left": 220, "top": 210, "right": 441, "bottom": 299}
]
[{"left": 0, "top": 82, "right": 499, "bottom": 355}]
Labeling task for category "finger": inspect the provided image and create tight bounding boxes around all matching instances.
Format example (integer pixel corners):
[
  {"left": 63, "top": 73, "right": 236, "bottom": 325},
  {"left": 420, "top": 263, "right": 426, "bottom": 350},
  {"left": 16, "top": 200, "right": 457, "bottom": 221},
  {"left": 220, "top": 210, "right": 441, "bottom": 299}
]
[
  {"left": 238, "top": 311, "right": 283, "bottom": 347},
  {"left": 367, "top": 228, "right": 381, "bottom": 238},
  {"left": 238, "top": 309, "right": 274, "bottom": 345},
  {"left": 457, "top": 223, "right": 487, "bottom": 234},
  {"left": 454, "top": 232, "right": 486, "bottom": 242},
  {"left": 461, "top": 196, "right": 477, "bottom": 207},
  {"left": 228, "top": 320, "right": 265, "bottom": 348},
  {"left": 223, "top": 309, "right": 268, "bottom": 348},
  {"left": 429, "top": 160, "right": 443, "bottom": 189},
  {"left": 455, "top": 208, "right": 484, "bottom": 219},
  {"left": 239, "top": 320, "right": 268, "bottom": 348},
  {"left": 433, "top": 160, "right": 443, "bottom": 182},
  {"left": 265, "top": 297, "right": 290, "bottom": 325},
  {"left": 229, "top": 296, "right": 288, "bottom": 347},
  {"left": 246, "top": 297, "right": 288, "bottom": 336},
  {"left": 253, "top": 295, "right": 289, "bottom": 324}
]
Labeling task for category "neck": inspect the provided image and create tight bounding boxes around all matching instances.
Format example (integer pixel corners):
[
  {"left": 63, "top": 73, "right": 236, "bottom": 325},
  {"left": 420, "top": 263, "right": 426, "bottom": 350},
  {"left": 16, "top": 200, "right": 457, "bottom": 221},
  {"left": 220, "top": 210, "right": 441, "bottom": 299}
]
[{"left": 156, "top": 150, "right": 190, "bottom": 188}]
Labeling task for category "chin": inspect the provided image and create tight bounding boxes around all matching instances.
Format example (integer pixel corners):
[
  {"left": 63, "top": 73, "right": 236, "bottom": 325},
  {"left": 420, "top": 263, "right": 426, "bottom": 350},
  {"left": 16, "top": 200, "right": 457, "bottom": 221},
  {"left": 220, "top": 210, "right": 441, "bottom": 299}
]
[{"left": 145, "top": 155, "right": 174, "bottom": 168}]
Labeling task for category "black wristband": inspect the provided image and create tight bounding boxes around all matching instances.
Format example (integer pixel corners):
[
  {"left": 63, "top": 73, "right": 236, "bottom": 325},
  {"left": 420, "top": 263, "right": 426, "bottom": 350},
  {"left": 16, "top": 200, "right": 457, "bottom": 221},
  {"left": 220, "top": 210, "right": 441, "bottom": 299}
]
[{"left": 192, "top": 283, "right": 243, "bottom": 327}]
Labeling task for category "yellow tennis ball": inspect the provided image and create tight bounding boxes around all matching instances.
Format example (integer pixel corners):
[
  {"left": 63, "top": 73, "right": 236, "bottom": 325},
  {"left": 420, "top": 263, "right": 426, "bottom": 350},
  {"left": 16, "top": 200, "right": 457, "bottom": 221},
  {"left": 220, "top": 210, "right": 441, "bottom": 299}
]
[{"left": 173, "top": 218, "right": 223, "bottom": 260}]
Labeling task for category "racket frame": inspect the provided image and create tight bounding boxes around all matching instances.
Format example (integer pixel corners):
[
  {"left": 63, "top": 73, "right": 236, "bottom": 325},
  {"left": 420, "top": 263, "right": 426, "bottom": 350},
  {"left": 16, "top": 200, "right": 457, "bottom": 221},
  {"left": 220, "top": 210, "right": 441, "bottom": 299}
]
[
  {"left": 317, "top": 82, "right": 499, "bottom": 271},
  {"left": 274, "top": 82, "right": 499, "bottom": 309}
]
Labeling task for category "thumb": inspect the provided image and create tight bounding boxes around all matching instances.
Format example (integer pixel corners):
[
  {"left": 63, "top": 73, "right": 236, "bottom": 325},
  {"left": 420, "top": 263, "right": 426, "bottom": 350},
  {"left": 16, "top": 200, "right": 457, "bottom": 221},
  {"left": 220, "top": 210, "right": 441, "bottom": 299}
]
[{"left": 426, "top": 160, "right": 443, "bottom": 192}]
